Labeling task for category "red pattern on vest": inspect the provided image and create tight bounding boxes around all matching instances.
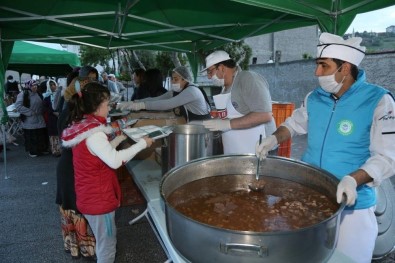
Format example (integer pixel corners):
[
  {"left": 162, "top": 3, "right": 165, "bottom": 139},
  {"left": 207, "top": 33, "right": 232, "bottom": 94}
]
[{"left": 63, "top": 114, "right": 121, "bottom": 215}]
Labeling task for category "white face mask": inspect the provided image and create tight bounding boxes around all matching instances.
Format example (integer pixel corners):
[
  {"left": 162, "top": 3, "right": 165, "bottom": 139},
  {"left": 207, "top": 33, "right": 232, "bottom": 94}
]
[
  {"left": 211, "top": 74, "right": 225, "bottom": 87},
  {"left": 171, "top": 83, "right": 183, "bottom": 92},
  {"left": 318, "top": 66, "right": 346, "bottom": 94}
]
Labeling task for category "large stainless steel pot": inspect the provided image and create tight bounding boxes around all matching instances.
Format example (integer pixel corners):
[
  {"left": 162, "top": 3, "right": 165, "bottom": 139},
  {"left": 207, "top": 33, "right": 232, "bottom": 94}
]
[
  {"left": 160, "top": 155, "right": 345, "bottom": 263},
  {"left": 162, "top": 124, "right": 216, "bottom": 174}
]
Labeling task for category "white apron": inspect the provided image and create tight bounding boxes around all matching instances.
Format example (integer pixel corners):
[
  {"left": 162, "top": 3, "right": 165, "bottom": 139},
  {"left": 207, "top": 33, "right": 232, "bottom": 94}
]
[{"left": 221, "top": 92, "right": 265, "bottom": 154}]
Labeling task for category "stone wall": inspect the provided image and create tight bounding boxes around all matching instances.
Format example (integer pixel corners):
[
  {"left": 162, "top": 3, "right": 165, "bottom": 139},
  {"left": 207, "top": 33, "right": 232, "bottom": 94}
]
[{"left": 249, "top": 51, "right": 395, "bottom": 108}]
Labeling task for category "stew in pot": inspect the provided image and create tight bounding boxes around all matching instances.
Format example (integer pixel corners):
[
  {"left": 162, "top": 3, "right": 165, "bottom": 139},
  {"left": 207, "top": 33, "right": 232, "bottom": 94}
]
[{"left": 167, "top": 175, "right": 339, "bottom": 232}]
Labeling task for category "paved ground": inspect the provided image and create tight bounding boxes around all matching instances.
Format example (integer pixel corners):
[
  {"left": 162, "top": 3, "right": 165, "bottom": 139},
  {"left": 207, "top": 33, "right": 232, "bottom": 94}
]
[
  {"left": 0, "top": 135, "right": 166, "bottom": 263},
  {"left": 0, "top": 133, "right": 394, "bottom": 262}
]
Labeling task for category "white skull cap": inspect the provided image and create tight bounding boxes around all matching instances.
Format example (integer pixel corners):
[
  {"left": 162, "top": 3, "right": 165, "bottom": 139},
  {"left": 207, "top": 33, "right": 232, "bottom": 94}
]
[
  {"left": 201, "top": 50, "right": 231, "bottom": 72},
  {"left": 317, "top": 32, "right": 366, "bottom": 66}
]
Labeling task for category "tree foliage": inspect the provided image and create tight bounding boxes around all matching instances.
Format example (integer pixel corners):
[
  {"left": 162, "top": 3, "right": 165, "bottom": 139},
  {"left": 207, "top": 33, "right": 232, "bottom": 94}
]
[
  {"left": 116, "top": 49, "right": 157, "bottom": 81},
  {"left": 80, "top": 46, "right": 111, "bottom": 68},
  {"left": 223, "top": 41, "right": 252, "bottom": 70},
  {"left": 80, "top": 42, "right": 253, "bottom": 82},
  {"left": 199, "top": 41, "right": 252, "bottom": 70},
  {"left": 155, "top": 52, "right": 188, "bottom": 78},
  {"left": 129, "top": 50, "right": 156, "bottom": 70},
  {"left": 155, "top": 52, "right": 173, "bottom": 78}
]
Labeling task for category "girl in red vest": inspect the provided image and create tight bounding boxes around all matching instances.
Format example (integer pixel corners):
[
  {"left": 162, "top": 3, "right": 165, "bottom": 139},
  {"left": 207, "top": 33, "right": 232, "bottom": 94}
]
[{"left": 62, "top": 81, "right": 153, "bottom": 263}]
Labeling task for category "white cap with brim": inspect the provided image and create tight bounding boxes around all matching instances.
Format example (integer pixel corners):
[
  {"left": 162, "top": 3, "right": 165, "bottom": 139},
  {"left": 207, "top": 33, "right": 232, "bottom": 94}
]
[
  {"left": 108, "top": 74, "right": 116, "bottom": 78},
  {"left": 317, "top": 32, "right": 366, "bottom": 66},
  {"left": 201, "top": 50, "right": 231, "bottom": 72}
]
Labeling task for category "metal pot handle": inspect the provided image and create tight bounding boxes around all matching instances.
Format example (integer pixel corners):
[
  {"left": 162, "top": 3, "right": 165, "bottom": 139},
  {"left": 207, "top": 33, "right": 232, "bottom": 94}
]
[{"left": 220, "top": 243, "right": 268, "bottom": 257}]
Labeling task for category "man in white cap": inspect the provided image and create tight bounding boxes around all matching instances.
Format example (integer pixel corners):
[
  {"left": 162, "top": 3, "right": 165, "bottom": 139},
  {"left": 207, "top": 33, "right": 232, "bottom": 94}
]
[
  {"left": 108, "top": 73, "right": 126, "bottom": 99},
  {"left": 201, "top": 50, "right": 276, "bottom": 154},
  {"left": 100, "top": 72, "right": 118, "bottom": 94},
  {"left": 256, "top": 32, "right": 395, "bottom": 262}
]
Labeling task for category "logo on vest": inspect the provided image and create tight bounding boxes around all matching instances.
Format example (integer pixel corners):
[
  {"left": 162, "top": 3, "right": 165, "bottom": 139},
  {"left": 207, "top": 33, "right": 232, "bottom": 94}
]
[{"left": 337, "top": 120, "right": 353, "bottom": 135}]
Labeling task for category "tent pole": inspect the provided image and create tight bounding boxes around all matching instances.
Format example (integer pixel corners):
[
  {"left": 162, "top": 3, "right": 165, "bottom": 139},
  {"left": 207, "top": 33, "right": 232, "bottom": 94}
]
[
  {"left": 333, "top": 0, "right": 339, "bottom": 34},
  {"left": 2, "top": 124, "right": 8, "bottom": 179},
  {"left": 0, "top": 31, "right": 8, "bottom": 179}
]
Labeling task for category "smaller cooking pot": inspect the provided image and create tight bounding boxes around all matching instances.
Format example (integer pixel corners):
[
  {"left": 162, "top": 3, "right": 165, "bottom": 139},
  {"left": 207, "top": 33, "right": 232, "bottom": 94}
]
[{"left": 161, "top": 124, "right": 218, "bottom": 174}]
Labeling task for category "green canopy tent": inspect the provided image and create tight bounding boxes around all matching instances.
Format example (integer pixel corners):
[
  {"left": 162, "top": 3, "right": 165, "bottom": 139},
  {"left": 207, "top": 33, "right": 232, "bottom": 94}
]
[
  {"left": 0, "top": 0, "right": 393, "bottom": 85},
  {"left": 0, "top": 0, "right": 321, "bottom": 78},
  {"left": 7, "top": 41, "right": 81, "bottom": 76},
  {"left": 0, "top": 42, "right": 79, "bottom": 179},
  {"left": 0, "top": 0, "right": 393, "bottom": 178}
]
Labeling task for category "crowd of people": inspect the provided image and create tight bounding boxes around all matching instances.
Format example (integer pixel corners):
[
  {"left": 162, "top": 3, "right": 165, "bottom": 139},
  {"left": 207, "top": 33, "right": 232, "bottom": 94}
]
[{"left": 3, "top": 31, "right": 395, "bottom": 263}]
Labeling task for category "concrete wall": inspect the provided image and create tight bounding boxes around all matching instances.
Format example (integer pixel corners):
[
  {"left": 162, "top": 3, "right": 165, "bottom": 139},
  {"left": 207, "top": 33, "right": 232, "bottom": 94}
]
[
  {"left": 244, "top": 25, "right": 319, "bottom": 64},
  {"left": 249, "top": 52, "right": 395, "bottom": 108}
]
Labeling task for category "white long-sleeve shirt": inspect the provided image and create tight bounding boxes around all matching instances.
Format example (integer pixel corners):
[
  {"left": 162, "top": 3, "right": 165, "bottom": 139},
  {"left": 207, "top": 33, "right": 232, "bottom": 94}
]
[
  {"left": 282, "top": 93, "right": 395, "bottom": 186},
  {"left": 141, "top": 86, "right": 210, "bottom": 115},
  {"left": 86, "top": 133, "right": 146, "bottom": 169}
]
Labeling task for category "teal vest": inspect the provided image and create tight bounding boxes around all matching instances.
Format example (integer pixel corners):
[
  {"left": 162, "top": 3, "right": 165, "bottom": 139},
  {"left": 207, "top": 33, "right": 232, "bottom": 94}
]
[{"left": 302, "top": 70, "right": 389, "bottom": 210}]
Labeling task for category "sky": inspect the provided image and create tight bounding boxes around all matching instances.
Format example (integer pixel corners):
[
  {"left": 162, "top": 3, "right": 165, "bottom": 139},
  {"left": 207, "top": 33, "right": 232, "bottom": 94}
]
[{"left": 345, "top": 5, "right": 395, "bottom": 33}]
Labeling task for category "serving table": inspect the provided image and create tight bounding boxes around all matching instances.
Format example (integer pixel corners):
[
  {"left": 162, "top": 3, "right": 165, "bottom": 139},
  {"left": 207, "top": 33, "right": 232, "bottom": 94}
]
[{"left": 125, "top": 159, "right": 355, "bottom": 263}]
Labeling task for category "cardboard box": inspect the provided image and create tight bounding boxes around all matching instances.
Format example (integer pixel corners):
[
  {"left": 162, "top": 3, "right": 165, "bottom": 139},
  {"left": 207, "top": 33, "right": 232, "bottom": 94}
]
[
  {"left": 115, "top": 165, "right": 145, "bottom": 206},
  {"left": 134, "top": 139, "right": 162, "bottom": 161},
  {"left": 154, "top": 147, "right": 162, "bottom": 166},
  {"left": 124, "top": 110, "right": 186, "bottom": 128}
]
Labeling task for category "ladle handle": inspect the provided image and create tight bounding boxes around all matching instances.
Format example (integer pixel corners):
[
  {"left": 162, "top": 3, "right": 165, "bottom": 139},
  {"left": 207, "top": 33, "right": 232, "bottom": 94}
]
[{"left": 256, "top": 134, "right": 262, "bottom": 180}]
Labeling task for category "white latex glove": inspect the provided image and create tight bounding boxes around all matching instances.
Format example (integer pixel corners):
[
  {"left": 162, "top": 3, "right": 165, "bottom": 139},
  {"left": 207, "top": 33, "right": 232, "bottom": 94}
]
[
  {"left": 130, "top": 102, "right": 145, "bottom": 111},
  {"left": 336, "top": 175, "right": 357, "bottom": 206},
  {"left": 116, "top": 101, "right": 145, "bottom": 111},
  {"left": 255, "top": 135, "right": 278, "bottom": 161},
  {"left": 116, "top": 102, "right": 131, "bottom": 111},
  {"left": 202, "top": 119, "right": 231, "bottom": 132}
]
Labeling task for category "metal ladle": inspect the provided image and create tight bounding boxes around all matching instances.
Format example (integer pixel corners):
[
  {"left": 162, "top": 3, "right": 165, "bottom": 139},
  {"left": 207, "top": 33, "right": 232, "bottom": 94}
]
[{"left": 249, "top": 135, "right": 266, "bottom": 192}]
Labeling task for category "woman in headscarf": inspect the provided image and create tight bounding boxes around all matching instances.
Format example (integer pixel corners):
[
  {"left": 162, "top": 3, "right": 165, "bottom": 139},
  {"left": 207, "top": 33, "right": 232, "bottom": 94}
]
[
  {"left": 43, "top": 79, "right": 61, "bottom": 157},
  {"left": 15, "top": 79, "right": 49, "bottom": 157}
]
